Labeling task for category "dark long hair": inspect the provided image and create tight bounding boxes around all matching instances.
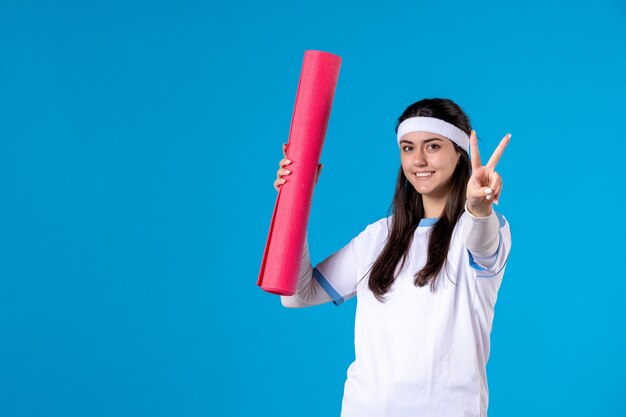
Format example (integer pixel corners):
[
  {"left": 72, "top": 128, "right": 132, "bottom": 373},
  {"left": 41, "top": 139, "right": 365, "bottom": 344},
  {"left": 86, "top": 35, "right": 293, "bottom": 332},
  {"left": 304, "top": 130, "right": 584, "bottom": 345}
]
[{"left": 363, "top": 98, "right": 473, "bottom": 303}]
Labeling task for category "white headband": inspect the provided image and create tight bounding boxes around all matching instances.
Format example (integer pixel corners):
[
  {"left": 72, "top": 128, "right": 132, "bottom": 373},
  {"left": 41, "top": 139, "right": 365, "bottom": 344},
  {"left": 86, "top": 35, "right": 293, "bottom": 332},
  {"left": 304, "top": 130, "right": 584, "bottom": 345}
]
[{"left": 397, "top": 116, "right": 469, "bottom": 153}]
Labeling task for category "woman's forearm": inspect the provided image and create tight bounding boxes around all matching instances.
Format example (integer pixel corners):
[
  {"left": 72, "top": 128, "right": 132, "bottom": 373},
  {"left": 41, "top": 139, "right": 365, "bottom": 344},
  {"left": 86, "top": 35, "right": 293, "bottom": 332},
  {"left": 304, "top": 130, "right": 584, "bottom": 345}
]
[
  {"left": 280, "top": 233, "right": 332, "bottom": 308},
  {"left": 461, "top": 201, "right": 500, "bottom": 258}
]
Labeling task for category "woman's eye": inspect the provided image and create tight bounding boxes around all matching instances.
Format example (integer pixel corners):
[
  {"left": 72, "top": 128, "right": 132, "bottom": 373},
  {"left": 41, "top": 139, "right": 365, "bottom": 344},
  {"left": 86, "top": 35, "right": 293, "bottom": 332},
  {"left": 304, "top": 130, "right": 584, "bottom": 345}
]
[
  {"left": 428, "top": 144, "right": 440, "bottom": 150},
  {"left": 403, "top": 146, "right": 413, "bottom": 152}
]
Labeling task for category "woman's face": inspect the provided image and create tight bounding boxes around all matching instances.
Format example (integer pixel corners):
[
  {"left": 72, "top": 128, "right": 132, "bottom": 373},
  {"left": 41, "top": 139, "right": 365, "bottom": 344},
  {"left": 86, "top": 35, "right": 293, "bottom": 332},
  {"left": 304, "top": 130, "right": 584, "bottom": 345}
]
[{"left": 399, "top": 131, "right": 461, "bottom": 198}]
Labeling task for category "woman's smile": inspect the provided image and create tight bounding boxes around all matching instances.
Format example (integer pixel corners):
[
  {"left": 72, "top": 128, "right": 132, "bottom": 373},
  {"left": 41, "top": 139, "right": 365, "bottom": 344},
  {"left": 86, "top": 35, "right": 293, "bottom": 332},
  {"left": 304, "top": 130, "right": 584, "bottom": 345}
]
[{"left": 415, "top": 171, "right": 435, "bottom": 179}]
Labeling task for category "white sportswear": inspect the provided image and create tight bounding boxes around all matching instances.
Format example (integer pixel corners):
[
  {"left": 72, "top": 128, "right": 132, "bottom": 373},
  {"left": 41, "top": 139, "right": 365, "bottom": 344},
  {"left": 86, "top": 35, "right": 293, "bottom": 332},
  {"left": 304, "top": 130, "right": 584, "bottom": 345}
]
[{"left": 280, "top": 206, "right": 511, "bottom": 417}]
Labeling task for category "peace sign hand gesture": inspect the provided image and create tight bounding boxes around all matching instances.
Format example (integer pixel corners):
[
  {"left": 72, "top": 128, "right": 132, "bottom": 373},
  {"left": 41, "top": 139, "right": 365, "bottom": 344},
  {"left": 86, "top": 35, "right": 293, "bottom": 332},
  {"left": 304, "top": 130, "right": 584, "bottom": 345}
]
[{"left": 466, "top": 130, "right": 511, "bottom": 217}]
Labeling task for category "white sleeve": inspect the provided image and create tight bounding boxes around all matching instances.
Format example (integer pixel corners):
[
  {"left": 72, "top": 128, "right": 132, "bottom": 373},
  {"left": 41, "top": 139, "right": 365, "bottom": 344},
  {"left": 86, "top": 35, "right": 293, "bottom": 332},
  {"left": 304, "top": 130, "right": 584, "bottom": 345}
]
[
  {"left": 311, "top": 230, "right": 361, "bottom": 306},
  {"left": 460, "top": 204, "right": 512, "bottom": 278},
  {"left": 461, "top": 202, "right": 500, "bottom": 257},
  {"left": 280, "top": 233, "right": 333, "bottom": 308}
]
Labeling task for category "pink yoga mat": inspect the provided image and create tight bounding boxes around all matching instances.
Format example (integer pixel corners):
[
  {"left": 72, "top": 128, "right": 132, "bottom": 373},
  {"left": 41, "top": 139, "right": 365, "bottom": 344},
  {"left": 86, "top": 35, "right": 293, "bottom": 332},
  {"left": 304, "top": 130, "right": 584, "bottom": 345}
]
[{"left": 257, "top": 50, "right": 342, "bottom": 296}]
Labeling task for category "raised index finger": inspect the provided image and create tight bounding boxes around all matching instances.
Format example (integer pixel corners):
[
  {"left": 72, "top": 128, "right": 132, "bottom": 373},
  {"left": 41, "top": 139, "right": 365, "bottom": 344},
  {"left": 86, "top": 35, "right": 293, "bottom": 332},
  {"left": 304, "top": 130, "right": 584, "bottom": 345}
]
[
  {"left": 486, "top": 133, "right": 511, "bottom": 170},
  {"left": 469, "top": 130, "right": 482, "bottom": 170}
]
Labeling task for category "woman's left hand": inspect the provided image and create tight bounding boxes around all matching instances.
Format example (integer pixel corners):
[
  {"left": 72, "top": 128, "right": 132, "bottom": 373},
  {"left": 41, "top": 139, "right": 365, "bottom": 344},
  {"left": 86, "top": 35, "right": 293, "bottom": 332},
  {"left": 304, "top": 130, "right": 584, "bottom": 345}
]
[{"left": 466, "top": 130, "right": 511, "bottom": 217}]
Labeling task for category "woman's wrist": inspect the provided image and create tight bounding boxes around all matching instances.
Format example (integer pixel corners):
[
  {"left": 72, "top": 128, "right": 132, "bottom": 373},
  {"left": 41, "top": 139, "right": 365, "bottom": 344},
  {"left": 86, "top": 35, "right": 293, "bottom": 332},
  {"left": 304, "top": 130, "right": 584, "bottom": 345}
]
[{"left": 465, "top": 200, "right": 493, "bottom": 218}]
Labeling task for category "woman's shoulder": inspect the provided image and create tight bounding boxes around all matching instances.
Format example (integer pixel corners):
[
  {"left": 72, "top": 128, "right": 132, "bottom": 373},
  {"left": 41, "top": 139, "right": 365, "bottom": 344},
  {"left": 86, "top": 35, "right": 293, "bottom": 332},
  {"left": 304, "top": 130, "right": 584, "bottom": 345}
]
[
  {"left": 357, "top": 214, "right": 393, "bottom": 240},
  {"left": 345, "top": 215, "right": 392, "bottom": 260}
]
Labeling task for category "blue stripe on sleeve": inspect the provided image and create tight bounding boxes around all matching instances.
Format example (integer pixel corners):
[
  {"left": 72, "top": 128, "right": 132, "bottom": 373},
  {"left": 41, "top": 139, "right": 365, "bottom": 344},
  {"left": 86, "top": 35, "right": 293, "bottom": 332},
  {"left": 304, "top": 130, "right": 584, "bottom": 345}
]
[
  {"left": 312, "top": 266, "right": 345, "bottom": 306},
  {"left": 468, "top": 231, "right": 502, "bottom": 271}
]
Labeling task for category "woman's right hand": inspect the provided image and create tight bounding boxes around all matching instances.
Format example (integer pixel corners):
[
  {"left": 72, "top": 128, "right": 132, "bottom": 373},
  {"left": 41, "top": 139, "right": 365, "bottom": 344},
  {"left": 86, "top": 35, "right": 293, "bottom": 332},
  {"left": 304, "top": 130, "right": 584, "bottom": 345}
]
[{"left": 274, "top": 142, "right": 323, "bottom": 192}]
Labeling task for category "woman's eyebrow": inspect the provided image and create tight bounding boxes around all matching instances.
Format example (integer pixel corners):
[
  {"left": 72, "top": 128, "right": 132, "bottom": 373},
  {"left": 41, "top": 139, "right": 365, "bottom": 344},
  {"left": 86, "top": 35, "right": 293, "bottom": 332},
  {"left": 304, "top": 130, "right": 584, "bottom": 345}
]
[{"left": 400, "top": 138, "right": 443, "bottom": 145}]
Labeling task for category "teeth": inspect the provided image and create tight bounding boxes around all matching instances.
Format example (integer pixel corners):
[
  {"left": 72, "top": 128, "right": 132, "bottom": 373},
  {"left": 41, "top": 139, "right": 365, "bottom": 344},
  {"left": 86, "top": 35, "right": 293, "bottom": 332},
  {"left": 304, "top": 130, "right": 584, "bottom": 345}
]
[{"left": 415, "top": 171, "right": 434, "bottom": 177}]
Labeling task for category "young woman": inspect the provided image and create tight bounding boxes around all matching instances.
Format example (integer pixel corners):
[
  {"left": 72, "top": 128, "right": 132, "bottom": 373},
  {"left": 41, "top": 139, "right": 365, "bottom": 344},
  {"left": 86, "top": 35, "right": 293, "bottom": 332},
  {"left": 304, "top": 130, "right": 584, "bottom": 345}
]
[{"left": 274, "top": 98, "right": 512, "bottom": 417}]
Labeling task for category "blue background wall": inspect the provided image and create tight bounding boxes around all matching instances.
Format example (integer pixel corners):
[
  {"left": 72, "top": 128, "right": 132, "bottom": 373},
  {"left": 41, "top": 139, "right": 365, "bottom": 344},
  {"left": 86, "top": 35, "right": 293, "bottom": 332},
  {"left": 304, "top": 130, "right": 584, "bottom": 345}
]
[{"left": 1, "top": 0, "right": 624, "bottom": 416}]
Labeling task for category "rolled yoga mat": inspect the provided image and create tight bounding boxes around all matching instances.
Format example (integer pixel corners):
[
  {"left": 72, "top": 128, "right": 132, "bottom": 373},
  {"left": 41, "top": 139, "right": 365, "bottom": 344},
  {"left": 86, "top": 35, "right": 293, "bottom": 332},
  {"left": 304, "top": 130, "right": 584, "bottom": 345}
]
[{"left": 257, "top": 50, "right": 342, "bottom": 296}]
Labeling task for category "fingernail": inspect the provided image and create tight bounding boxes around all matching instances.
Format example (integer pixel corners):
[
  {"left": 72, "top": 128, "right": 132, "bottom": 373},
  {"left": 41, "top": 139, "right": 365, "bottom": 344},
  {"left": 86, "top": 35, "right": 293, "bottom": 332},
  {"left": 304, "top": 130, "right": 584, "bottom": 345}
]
[
  {"left": 494, "top": 199, "right": 499, "bottom": 205},
  {"left": 486, "top": 195, "right": 492, "bottom": 200},
  {"left": 285, "top": 169, "right": 291, "bottom": 174},
  {"left": 485, "top": 187, "right": 493, "bottom": 194},
  {"left": 285, "top": 159, "right": 291, "bottom": 164}
]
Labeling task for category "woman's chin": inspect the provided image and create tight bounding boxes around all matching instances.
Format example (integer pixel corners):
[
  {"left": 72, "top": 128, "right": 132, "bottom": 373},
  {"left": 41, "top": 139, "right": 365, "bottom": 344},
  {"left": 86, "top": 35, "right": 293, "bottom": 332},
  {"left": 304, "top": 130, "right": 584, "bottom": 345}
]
[
  {"left": 411, "top": 183, "right": 434, "bottom": 194},
  {"left": 412, "top": 184, "right": 447, "bottom": 198}
]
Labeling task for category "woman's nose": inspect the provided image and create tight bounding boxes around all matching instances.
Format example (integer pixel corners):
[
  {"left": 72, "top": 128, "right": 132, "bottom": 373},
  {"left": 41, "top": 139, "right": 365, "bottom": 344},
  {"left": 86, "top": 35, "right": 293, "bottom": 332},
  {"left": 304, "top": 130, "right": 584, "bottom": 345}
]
[{"left": 412, "top": 148, "right": 427, "bottom": 166}]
